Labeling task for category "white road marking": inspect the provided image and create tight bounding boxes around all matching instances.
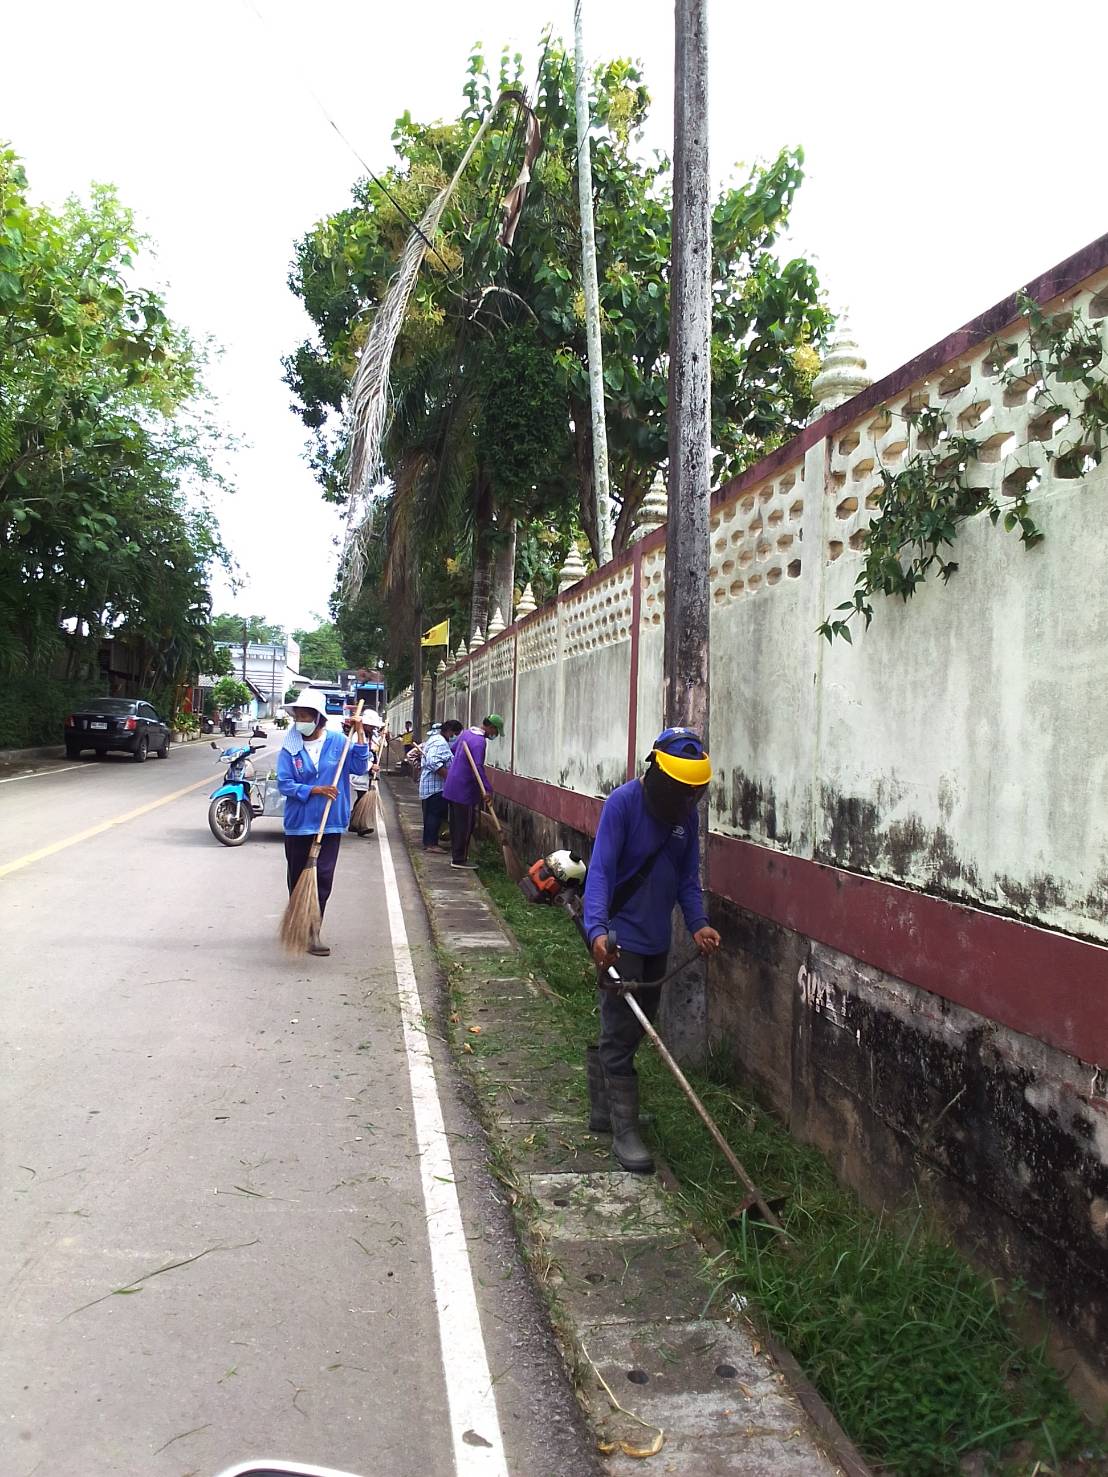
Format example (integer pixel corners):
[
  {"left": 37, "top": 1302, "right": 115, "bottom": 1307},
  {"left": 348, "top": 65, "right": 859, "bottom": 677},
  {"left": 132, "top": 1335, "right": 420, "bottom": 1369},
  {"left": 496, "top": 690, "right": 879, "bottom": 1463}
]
[
  {"left": 376, "top": 807, "right": 509, "bottom": 1477},
  {"left": 0, "top": 764, "right": 86, "bottom": 784}
]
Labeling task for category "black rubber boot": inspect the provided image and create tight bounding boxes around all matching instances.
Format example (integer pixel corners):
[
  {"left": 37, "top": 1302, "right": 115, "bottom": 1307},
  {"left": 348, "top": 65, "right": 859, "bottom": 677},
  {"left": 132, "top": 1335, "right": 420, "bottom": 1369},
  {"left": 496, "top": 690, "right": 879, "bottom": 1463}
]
[
  {"left": 606, "top": 1072, "right": 654, "bottom": 1174},
  {"left": 586, "top": 1047, "right": 610, "bottom": 1133}
]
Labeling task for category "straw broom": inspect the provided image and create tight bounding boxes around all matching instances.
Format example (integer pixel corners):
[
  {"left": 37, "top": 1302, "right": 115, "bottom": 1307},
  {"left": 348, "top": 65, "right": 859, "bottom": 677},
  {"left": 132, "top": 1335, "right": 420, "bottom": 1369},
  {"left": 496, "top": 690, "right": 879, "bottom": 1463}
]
[
  {"left": 280, "top": 701, "right": 365, "bottom": 954},
  {"left": 350, "top": 735, "right": 380, "bottom": 834},
  {"left": 460, "top": 740, "right": 525, "bottom": 882}
]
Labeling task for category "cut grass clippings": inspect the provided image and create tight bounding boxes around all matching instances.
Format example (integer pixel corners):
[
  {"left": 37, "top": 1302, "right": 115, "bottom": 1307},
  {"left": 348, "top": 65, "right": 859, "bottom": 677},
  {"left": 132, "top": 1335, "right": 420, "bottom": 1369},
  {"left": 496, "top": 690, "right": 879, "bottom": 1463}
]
[{"left": 471, "top": 841, "right": 1106, "bottom": 1477}]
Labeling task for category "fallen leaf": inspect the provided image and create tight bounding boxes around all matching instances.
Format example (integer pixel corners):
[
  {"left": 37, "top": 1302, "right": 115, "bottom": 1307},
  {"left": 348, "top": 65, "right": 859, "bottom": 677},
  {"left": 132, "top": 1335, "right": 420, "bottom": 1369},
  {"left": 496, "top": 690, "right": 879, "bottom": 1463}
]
[
  {"left": 621, "top": 1431, "right": 665, "bottom": 1458},
  {"left": 462, "top": 1429, "right": 492, "bottom": 1448},
  {"left": 467, "top": 1025, "right": 482, "bottom": 1035},
  {"left": 463, "top": 1043, "right": 473, "bottom": 1054},
  {"left": 596, "top": 1439, "right": 618, "bottom": 1455}
]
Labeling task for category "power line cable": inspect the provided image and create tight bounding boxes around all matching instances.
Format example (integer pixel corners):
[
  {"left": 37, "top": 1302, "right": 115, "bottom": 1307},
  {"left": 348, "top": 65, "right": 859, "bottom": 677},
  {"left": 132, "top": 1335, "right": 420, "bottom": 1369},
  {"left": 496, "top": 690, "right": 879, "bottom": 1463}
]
[{"left": 238, "top": 0, "right": 454, "bottom": 273}]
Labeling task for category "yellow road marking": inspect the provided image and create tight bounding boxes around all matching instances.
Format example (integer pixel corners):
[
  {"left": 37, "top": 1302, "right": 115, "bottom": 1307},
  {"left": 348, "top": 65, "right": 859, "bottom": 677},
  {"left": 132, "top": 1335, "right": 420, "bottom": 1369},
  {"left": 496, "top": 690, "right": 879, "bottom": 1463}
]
[{"left": 0, "top": 774, "right": 214, "bottom": 879}]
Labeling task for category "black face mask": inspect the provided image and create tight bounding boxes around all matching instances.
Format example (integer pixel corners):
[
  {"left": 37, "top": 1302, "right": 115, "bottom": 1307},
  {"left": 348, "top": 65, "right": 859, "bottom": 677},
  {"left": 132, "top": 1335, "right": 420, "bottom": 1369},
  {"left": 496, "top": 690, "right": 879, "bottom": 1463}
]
[{"left": 642, "top": 762, "right": 707, "bottom": 826}]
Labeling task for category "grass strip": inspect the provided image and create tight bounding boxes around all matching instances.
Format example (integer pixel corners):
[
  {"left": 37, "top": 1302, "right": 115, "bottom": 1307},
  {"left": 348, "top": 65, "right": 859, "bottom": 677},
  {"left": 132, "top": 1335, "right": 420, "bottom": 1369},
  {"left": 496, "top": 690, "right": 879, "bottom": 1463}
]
[{"left": 472, "top": 842, "right": 1106, "bottom": 1477}]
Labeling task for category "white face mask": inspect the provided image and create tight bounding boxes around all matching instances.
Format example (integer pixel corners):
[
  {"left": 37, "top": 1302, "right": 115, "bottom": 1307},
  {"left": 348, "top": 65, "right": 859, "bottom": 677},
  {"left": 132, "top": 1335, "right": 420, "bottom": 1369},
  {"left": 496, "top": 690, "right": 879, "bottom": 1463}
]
[{"left": 296, "top": 720, "right": 318, "bottom": 737}]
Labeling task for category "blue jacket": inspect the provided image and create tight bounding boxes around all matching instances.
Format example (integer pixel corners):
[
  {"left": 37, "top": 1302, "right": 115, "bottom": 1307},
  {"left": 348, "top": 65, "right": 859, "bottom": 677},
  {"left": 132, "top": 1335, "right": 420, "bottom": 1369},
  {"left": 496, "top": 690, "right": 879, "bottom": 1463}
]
[
  {"left": 277, "top": 731, "right": 369, "bottom": 836},
  {"left": 583, "top": 779, "right": 709, "bottom": 956}
]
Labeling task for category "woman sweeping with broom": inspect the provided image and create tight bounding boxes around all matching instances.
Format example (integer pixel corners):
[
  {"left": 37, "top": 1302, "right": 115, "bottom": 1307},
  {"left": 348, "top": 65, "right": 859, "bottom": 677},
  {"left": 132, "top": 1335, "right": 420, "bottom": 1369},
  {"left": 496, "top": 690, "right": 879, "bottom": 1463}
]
[{"left": 277, "top": 691, "right": 369, "bottom": 957}]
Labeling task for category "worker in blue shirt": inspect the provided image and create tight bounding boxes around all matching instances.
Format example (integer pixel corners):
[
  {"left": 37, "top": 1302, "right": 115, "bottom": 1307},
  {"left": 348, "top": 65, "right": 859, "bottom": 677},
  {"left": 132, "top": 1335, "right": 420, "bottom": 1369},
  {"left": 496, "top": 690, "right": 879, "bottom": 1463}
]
[
  {"left": 583, "top": 727, "right": 721, "bottom": 1173},
  {"left": 278, "top": 691, "right": 370, "bottom": 958}
]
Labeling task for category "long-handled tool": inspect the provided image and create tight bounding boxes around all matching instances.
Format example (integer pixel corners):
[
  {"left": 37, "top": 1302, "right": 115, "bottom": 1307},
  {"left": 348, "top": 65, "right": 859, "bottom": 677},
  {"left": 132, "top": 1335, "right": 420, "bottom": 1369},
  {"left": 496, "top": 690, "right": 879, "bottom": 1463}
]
[
  {"left": 279, "top": 700, "right": 365, "bottom": 953},
  {"left": 603, "top": 927, "right": 788, "bottom": 1240},
  {"left": 460, "top": 740, "right": 525, "bottom": 881}
]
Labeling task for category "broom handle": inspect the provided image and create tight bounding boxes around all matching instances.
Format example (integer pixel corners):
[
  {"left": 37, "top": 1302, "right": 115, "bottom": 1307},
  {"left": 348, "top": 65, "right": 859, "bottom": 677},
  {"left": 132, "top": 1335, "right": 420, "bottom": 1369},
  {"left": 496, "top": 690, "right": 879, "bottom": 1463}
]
[
  {"left": 461, "top": 739, "right": 503, "bottom": 838},
  {"left": 309, "top": 700, "right": 365, "bottom": 850}
]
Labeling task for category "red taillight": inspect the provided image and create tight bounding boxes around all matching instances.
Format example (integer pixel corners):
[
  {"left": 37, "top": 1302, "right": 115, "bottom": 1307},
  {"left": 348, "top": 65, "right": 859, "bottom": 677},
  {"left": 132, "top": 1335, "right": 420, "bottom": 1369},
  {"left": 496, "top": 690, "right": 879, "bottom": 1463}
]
[
  {"left": 122, "top": 717, "right": 137, "bottom": 731},
  {"left": 64, "top": 715, "right": 75, "bottom": 728}
]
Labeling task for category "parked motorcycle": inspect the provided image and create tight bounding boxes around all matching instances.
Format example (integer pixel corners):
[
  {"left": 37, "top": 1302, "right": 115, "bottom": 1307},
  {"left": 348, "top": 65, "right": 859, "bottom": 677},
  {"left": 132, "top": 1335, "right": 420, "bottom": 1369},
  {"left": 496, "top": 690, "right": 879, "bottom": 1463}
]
[{"left": 207, "top": 739, "right": 277, "bottom": 846}]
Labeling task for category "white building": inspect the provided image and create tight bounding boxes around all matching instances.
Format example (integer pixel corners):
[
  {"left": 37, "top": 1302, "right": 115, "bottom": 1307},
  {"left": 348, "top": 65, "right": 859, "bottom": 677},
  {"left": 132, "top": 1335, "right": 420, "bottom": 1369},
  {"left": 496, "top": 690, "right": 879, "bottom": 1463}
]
[{"left": 212, "top": 636, "right": 302, "bottom": 716}]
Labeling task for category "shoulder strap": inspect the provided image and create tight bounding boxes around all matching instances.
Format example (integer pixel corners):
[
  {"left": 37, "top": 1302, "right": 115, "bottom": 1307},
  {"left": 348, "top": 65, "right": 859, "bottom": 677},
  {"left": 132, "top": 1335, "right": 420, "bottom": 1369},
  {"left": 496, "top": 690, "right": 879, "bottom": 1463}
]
[{"left": 609, "top": 835, "right": 671, "bottom": 918}]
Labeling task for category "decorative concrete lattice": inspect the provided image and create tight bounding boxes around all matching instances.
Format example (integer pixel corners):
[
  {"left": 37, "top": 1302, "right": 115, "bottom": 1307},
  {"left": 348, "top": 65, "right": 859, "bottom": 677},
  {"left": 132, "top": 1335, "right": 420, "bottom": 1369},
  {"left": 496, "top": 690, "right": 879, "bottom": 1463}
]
[
  {"left": 640, "top": 546, "right": 667, "bottom": 628},
  {"left": 562, "top": 566, "right": 635, "bottom": 658},
  {"left": 469, "top": 648, "right": 489, "bottom": 691},
  {"left": 826, "top": 272, "right": 1108, "bottom": 564},
  {"left": 518, "top": 610, "right": 558, "bottom": 673},
  {"left": 489, "top": 635, "right": 515, "bottom": 684},
  {"left": 709, "top": 469, "right": 805, "bottom": 607}
]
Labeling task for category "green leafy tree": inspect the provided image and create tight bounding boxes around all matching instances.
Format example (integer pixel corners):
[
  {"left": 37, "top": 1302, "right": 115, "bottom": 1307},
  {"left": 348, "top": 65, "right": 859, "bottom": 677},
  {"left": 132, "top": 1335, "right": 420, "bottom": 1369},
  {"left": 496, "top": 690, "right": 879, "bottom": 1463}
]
[
  {"left": 0, "top": 146, "right": 231, "bottom": 730},
  {"left": 210, "top": 676, "right": 251, "bottom": 712},
  {"left": 211, "top": 613, "right": 285, "bottom": 644},
  {"left": 284, "top": 40, "right": 831, "bottom": 676},
  {"left": 294, "top": 619, "right": 344, "bottom": 680}
]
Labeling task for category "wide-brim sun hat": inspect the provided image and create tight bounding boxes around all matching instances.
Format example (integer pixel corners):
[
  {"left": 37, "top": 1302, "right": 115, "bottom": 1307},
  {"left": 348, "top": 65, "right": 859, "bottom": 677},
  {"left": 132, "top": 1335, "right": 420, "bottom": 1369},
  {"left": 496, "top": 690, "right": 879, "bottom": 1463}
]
[
  {"left": 284, "top": 689, "right": 328, "bottom": 720},
  {"left": 651, "top": 726, "right": 712, "bottom": 786}
]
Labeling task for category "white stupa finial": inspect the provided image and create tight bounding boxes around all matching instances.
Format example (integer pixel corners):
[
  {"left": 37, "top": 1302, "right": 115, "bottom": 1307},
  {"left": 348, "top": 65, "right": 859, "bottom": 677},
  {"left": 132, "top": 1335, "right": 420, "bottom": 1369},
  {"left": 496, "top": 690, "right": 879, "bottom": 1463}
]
[
  {"left": 487, "top": 605, "right": 505, "bottom": 638},
  {"left": 630, "top": 470, "right": 669, "bottom": 542},
  {"left": 558, "top": 541, "right": 587, "bottom": 593},
  {"left": 516, "top": 582, "right": 537, "bottom": 618},
  {"left": 809, "top": 312, "right": 872, "bottom": 421}
]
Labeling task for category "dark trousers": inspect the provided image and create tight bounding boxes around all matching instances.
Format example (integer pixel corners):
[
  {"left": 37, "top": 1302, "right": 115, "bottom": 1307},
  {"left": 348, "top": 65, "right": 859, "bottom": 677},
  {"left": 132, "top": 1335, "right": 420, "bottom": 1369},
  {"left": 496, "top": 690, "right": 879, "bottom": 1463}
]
[
  {"left": 597, "top": 949, "right": 668, "bottom": 1078},
  {"left": 449, "top": 801, "right": 477, "bottom": 863},
  {"left": 284, "top": 833, "right": 341, "bottom": 919},
  {"left": 422, "top": 790, "right": 447, "bottom": 848}
]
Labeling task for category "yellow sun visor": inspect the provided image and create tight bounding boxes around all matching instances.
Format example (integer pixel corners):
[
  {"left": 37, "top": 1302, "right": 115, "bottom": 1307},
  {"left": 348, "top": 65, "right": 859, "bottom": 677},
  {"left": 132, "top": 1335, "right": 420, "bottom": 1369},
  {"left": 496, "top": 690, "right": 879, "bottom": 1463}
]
[{"left": 653, "top": 749, "right": 712, "bottom": 786}]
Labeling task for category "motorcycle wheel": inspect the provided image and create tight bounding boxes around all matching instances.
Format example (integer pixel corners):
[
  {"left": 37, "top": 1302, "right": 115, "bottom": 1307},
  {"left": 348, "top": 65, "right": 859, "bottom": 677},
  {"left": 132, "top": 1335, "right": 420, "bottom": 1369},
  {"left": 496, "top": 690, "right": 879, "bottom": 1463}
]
[{"left": 208, "top": 795, "right": 252, "bottom": 846}]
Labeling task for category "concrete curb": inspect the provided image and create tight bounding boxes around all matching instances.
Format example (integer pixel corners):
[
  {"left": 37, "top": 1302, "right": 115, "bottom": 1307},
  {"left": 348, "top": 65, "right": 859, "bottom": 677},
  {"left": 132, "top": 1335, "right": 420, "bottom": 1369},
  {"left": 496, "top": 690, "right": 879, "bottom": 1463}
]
[{"left": 384, "top": 778, "right": 872, "bottom": 1477}]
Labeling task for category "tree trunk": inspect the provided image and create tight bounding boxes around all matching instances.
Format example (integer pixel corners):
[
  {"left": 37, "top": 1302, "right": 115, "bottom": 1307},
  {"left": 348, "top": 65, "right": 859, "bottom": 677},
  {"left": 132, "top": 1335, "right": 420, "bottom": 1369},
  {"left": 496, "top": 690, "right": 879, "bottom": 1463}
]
[
  {"left": 469, "top": 470, "right": 496, "bottom": 638},
  {"left": 612, "top": 468, "right": 655, "bottom": 555},
  {"left": 571, "top": 402, "right": 600, "bottom": 564},
  {"left": 411, "top": 603, "right": 424, "bottom": 740},
  {"left": 491, "top": 516, "right": 517, "bottom": 629}
]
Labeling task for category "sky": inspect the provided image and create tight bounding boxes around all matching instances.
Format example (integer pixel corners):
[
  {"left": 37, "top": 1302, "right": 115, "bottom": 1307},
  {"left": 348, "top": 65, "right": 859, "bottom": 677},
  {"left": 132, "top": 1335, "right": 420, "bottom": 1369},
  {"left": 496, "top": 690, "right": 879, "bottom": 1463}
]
[{"left": 5, "top": 0, "right": 1105, "bottom": 635}]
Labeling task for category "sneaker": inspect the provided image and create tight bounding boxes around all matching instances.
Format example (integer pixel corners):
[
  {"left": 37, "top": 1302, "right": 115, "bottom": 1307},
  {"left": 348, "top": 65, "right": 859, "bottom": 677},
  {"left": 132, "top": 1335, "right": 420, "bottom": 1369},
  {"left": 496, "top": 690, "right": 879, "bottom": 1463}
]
[{"left": 450, "top": 861, "right": 478, "bottom": 870}]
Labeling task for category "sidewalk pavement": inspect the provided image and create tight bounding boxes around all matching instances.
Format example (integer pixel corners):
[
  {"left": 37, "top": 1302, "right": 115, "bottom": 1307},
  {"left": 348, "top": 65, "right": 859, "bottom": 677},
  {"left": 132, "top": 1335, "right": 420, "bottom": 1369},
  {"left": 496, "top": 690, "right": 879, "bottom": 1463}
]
[{"left": 385, "top": 777, "right": 868, "bottom": 1477}]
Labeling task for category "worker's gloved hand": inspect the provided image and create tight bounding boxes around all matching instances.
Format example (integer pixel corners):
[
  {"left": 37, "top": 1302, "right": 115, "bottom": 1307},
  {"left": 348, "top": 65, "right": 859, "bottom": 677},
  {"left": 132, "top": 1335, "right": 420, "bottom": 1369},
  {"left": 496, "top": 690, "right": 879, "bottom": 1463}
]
[
  {"left": 693, "top": 926, "right": 722, "bottom": 957},
  {"left": 591, "top": 933, "right": 620, "bottom": 969}
]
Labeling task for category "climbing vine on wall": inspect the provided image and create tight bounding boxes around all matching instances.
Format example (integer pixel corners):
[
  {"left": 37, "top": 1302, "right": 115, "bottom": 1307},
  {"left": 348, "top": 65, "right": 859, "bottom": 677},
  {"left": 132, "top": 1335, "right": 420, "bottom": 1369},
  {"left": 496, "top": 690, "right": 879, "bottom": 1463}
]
[{"left": 819, "top": 294, "right": 1107, "bottom": 643}]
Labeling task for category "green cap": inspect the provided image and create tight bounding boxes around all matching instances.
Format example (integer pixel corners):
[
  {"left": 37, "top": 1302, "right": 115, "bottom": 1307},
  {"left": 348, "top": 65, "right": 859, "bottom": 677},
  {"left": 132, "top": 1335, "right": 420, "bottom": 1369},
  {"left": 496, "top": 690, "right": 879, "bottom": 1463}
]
[{"left": 483, "top": 713, "right": 505, "bottom": 735}]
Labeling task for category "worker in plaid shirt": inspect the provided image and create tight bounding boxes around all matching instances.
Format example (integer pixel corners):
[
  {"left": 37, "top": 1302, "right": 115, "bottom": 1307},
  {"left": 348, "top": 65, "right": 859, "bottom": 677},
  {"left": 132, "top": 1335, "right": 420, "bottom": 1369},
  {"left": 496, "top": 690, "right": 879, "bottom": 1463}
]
[{"left": 418, "top": 720, "right": 461, "bottom": 852}]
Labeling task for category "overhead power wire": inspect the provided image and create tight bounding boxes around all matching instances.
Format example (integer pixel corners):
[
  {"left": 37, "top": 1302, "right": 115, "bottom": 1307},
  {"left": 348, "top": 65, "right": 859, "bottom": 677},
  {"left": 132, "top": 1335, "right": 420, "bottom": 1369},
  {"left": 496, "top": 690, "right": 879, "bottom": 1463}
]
[{"left": 238, "top": 0, "right": 454, "bottom": 273}]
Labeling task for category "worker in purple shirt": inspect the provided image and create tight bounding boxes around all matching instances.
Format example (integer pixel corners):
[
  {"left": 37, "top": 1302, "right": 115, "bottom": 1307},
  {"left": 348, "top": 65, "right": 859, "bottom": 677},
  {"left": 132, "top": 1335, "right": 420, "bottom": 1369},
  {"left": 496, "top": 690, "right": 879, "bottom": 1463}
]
[
  {"left": 442, "top": 714, "right": 504, "bottom": 869},
  {"left": 583, "top": 728, "right": 721, "bottom": 1173}
]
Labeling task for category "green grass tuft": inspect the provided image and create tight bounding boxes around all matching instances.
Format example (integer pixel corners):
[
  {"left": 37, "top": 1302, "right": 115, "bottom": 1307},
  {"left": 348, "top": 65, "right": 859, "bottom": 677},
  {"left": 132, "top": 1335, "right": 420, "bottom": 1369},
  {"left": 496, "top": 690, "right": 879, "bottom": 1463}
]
[{"left": 473, "top": 842, "right": 1106, "bottom": 1477}]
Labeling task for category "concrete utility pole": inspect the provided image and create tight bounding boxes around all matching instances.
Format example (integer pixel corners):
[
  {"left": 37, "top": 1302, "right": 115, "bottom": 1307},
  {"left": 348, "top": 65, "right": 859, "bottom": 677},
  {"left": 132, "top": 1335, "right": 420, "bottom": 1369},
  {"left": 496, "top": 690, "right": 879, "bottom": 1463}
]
[
  {"left": 573, "top": 0, "right": 613, "bottom": 565},
  {"left": 664, "top": 0, "right": 711, "bottom": 740}
]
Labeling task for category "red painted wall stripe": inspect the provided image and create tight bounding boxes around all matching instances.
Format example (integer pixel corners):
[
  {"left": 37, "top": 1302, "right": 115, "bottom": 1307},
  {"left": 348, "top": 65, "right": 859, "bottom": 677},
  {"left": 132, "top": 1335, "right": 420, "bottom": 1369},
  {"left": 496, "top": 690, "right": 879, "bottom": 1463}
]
[{"left": 487, "top": 768, "right": 1108, "bottom": 1068}]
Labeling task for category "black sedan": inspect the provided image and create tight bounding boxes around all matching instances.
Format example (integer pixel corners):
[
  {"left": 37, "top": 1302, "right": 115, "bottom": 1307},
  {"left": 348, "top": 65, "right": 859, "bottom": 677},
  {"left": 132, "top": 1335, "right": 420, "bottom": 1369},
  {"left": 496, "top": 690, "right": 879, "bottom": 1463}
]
[{"left": 64, "top": 698, "right": 171, "bottom": 762}]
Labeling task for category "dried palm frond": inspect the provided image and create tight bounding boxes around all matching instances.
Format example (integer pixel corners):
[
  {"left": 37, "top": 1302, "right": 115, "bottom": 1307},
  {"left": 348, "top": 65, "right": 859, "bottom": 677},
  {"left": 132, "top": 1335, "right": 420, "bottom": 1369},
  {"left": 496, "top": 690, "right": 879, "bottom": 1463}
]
[{"left": 342, "top": 92, "right": 541, "bottom": 601}]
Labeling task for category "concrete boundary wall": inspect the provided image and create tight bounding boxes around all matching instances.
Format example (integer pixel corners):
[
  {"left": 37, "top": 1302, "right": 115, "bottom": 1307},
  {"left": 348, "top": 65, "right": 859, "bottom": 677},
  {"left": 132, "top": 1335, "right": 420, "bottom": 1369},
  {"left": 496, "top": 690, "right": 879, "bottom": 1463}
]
[{"left": 390, "top": 236, "right": 1108, "bottom": 1388}]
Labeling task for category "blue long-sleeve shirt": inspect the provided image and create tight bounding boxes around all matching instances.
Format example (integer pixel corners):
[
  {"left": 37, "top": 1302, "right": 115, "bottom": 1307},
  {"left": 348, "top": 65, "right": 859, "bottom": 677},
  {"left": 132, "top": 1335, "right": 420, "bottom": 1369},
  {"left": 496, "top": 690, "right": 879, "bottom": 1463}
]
[
  {"left": 277, "top": 731, "right": 369, "bottom": 836},
  {"left": 582, "top": 779, "right": 709, "bottom": 956}
]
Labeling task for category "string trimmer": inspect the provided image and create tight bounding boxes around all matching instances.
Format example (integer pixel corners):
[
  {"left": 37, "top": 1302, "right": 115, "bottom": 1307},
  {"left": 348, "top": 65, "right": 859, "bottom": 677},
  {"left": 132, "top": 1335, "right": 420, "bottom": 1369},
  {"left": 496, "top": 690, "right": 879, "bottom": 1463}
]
[{"left": 519, "top": 850, "right": 789, "bottom": 1239}]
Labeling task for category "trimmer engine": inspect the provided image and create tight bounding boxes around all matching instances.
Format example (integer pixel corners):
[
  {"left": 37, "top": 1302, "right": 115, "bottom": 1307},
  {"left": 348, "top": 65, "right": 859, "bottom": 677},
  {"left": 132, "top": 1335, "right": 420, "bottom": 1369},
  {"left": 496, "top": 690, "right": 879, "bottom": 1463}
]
[{"left": 517, "top": 849, "right": 587, "bottom": 905}]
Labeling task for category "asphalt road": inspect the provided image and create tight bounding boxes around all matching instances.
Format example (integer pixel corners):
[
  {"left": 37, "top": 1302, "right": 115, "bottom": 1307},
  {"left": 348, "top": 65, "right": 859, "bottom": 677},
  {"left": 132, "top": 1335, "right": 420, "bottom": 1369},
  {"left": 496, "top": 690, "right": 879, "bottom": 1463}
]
[{"left": 0, "top": 738, "right": 597, "bottom": 1477}]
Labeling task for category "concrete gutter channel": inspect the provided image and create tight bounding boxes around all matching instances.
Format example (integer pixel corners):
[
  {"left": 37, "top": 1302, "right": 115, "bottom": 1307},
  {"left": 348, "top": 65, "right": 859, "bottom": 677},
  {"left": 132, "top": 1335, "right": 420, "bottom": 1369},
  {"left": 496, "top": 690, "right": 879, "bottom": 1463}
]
[{"left": 385, "top": 779, "right": 873, "bottom": 1477}]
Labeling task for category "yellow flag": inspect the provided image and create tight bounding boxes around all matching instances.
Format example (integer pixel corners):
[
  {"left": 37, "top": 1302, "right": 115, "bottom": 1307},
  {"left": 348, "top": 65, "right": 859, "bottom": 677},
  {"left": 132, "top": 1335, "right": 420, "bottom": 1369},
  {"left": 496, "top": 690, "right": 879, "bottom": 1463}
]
[{"left": 421, "top": 618, "right": 450, "bottom": 647}]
